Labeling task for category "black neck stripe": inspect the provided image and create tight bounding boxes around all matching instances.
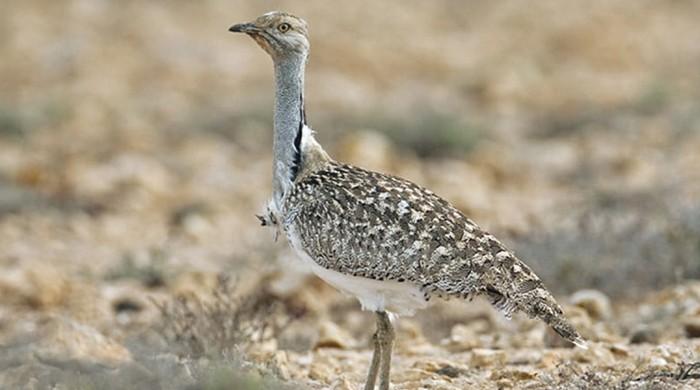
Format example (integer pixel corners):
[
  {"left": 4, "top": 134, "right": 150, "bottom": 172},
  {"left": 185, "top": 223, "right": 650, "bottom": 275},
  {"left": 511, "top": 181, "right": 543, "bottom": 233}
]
[{"left": 290, "top": 92, "right": 306, "bottom": 181}]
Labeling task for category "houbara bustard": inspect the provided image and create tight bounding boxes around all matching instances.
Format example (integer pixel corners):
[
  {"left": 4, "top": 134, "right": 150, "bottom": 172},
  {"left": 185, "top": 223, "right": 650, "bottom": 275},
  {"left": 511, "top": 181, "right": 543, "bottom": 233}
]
[{"left": 229, "top": 11, "right": 586, "bottom": 390}]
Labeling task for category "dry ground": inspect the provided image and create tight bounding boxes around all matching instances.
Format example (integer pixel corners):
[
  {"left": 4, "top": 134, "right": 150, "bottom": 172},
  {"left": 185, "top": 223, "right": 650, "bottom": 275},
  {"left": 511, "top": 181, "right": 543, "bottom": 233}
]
[{"left": 1, "top": 1, "right": 699, "bottom": 389}]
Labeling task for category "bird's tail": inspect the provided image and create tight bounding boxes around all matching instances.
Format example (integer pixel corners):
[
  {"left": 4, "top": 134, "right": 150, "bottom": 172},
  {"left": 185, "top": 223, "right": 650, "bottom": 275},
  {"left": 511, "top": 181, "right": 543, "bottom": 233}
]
[
  {"left": 524, "top": 289, "right": 588, "bottom": 349},
  {"left": 487, "top": 282, "right": 587, "bottom": 348},
  {"left": 483, "top": 258, "right": 587, "bottom": 349}
]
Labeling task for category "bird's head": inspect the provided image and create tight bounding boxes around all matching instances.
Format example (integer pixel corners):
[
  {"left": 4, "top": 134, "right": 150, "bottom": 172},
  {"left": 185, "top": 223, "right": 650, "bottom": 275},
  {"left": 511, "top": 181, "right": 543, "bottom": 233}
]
[{"left": 229, "top": 11, "right": 309, "bottom": 61}]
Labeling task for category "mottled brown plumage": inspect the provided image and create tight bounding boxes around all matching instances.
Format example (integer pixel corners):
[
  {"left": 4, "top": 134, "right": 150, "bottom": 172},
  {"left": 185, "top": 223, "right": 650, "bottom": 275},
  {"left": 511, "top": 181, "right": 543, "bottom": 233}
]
[{"left": 284, "top": 161, "right": 583, "bottom": 345}]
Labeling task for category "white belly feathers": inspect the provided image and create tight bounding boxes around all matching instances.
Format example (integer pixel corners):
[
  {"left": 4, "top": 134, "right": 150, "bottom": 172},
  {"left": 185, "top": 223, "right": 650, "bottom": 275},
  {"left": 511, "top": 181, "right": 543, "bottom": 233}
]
[{"left": 285, "top": 224, "right": 430, "bottom": 316}]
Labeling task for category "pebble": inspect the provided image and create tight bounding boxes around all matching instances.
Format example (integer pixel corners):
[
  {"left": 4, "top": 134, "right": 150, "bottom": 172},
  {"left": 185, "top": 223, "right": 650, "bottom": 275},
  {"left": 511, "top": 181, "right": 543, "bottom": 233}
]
[
  {"left": 647, "top": 356, "right": 668, "bottom": 369},
  {"left": 570, "top": 289, "right": 613, "bottom": 320},
  {"left": 443, "top": 321, "right": 488, "bottom": 351},
  {"left": 629, "top": 325, "right": 660, "bottom": 344},
  {"left": 682, "top": 316, "right": 700, "bottom": 338},
  {"left": 35, "top": 315, "right": 132, "bottom": 369},
  {"left": 314, "top": 320, "right": 355, "bottom": 350},
  {"left": 490, "top": 367, "right": 537, "bottom": 381},
  {"left": 471, "top": 348, "right": 507, "bottom": 367},
  {"left": 572, "top": 343, "right": 614, "bottom": 365}
]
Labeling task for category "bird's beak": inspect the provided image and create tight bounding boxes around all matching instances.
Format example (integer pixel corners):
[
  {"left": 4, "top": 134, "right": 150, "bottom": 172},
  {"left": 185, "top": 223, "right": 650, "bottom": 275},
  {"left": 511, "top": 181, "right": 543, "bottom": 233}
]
[{"left": 229, "top": 22, "right": 259, "bottom": 34}]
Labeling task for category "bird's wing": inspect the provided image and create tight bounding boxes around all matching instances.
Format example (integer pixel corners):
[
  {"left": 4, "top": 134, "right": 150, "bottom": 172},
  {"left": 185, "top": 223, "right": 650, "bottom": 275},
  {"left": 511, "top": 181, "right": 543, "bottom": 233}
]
[{"left": 284, "top": 162, "right": 585, "bottom": 346}]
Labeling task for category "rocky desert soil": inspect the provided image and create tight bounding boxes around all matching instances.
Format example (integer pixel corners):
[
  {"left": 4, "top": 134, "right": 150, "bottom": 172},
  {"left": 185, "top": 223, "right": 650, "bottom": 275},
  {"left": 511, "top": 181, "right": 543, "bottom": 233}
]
[{"left": 1, "top": 1, "right": 699, "bottom": 389}]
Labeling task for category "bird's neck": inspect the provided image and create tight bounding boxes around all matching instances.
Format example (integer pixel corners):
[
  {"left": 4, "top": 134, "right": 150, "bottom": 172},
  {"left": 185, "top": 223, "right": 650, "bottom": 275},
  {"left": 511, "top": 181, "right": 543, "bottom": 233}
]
[{"left": 272, "top": 55, "right": 308, "bottom": 204}]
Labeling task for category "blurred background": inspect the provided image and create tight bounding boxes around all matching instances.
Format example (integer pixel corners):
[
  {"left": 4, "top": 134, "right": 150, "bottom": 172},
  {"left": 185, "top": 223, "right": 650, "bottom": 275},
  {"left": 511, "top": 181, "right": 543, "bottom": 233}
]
[{"left": 0, "top": 1, "right": 699, "bottom": 389}]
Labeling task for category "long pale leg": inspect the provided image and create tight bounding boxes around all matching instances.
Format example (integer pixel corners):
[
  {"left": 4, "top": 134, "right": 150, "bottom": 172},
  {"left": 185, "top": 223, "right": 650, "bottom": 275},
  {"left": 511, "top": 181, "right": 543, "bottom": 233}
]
[
  {"left": 364, "top": 327, "right": 382, "bottom": 390},
  {"left": 377, "top": 311, "right": 395, "bottom": 390}
]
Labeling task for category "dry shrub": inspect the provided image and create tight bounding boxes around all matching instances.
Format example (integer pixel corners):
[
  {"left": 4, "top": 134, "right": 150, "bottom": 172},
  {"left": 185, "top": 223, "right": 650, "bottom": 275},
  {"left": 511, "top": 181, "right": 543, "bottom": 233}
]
[
  {"left": 541, "top": 361, "right": 700, "bottom": 390},
  {"left": 147, "top": 274, "right": 304, "bottom": 389},
  {"left": 153, "top": 274, "right": 289, "bottom": 360}
]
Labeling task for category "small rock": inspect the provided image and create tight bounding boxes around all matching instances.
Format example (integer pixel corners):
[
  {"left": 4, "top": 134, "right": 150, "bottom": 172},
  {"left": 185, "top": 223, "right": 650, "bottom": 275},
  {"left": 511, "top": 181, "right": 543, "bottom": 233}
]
[
  {"left": 652, "top": 344, "right": 684, "bottom": 363},
  {"left": 434, "top": 364, "right": 465, "bottom": 378},
  {"left": 511, "top": 327, "right": 546, "bottom": 349},
  {"left": 471, "top": 349, "right": 506, "bottom": 367},
  {"left": 314, "top": 320, "right": 355, "bottom": 349},
  {"left": 648, "top": 356, "right": 668, "bottom": 368},
  {"left": 410, "top": 360, "right": 441, "bottom": 372},
  {"left": 0, "top": 263, "right": 73, "bottom": 309},
  {"left": 170, "top": 271, "right": 219, "bottom": 298},
  {"left": 570, "top": 289, "right": 612, "bottom": 321},
  {"left": 508, "top": 349, "right": 543, "bottom": 365},
  {"left": 398, "top": 320, "right": 425, "bottom": 341},
  {"left": 396, "top": 322, "right": 433, "bottom": 355},
  {"left": 180, "top": 213, "right": 213, "bottom": 240},
  {"left": 169, "top": 202, "right": 209, "bottom": 228},
  {"left": 495, "top": 378, "right": 514, "bottom": 389},
  {"left": 572, "top": 343, "right": 614, "bottom": 365},
  {"left": 443, "top": 321, "right": 488, "bottom": 351},
  {"left": 490, "top": 368, "right": 537, "bottom": 381},
  {"left": 113, "top": 299, "right": 142, "bottom": 313},
  {"left": 393, "top": 368, "right": 430, "bottom": 383},
  {"left": 308, "top": 359, "right": 336, "bottom": 382},
  {"left": 539, "top": 351, "right": 562, "bottom": 370},
  {"left": 682, "top": 316, "right": 700, "bottom": 338},
  {"left": 609, "top": 343, "right": 630, "bottom": 358},
  {"left": 35, "top": 315, "right": 132, "bottom": 370},
  {"left": 329, "top": 377, "right": 354, "bottom": 390},
  {"left": 102, "top": 281, "right": 155, "bottom": 326},
  {"left": 629, "top": 325, "right": 660, "bottom": 344}
]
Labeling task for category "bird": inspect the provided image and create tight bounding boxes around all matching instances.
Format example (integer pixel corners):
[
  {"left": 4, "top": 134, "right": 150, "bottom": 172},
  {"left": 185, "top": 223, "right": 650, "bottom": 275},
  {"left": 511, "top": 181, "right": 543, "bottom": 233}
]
[{"left": 229, "top": 11, "right": 586, "bottom": 390}]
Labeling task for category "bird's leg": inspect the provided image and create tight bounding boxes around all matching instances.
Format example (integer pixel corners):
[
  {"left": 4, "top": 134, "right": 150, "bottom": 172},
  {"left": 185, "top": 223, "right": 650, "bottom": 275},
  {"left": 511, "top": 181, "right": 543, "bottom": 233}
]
[
  {"left": 364, "top": 324, "right": 382, "bottom": 390},
  {"left": 377, "top": 311, "right": 394, "bottom": 390}
]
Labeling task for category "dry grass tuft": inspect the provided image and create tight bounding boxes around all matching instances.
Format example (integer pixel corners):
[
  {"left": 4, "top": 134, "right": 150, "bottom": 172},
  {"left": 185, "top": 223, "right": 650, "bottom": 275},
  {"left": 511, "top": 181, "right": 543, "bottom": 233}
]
[
  {"left": 144, "top": 274, "right": 303, "bottom": 389},
  {"left": 540, "top": 361, "right": 700, "bottom": 390},
  {"left": 153, "top": 274, "right": 290, "bottom": 360}
]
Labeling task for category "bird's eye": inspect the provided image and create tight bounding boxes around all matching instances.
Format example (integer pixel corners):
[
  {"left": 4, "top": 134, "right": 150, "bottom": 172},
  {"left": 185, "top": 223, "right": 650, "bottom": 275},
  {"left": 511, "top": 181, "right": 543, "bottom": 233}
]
[{"left": 278, "top": 23, "right": 291, "bottom": 33}]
